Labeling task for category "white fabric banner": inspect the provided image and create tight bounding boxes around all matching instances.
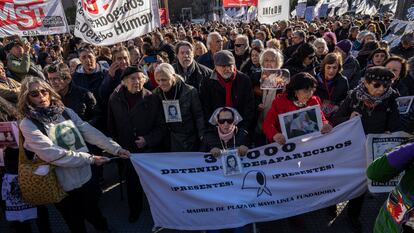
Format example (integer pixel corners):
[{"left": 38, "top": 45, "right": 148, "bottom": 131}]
[
  {"left": 131, "top": 117, "right": 367, "bottom": 230},
  {"left": 75, "top": 0, "right": 160, "bottom": 46},
  {"left": 0, "top": 0, "right": 68, "bottom": 37},
  {"left": 366, "top": 131, "right": 413, "bottom": 193},
  {"left": 257, "top": 0, "right": 290, "bottom": 24}
]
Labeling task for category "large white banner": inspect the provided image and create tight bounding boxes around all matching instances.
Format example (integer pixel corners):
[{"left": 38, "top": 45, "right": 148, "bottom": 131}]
[
  {"left": 75, "top": 0, "right": 160, "bottom": 46},
  {"left": 366, "top": 131, "right": 413, "bottom": 193},
  {"left": 257, "top": 0, "right": 290, "bottom": 24},
  {"left": 131, "top": 117, "right": 367, "bottom": 230},
  {"left": 0, "top": 0, "right": 68, "bottom": 37}
]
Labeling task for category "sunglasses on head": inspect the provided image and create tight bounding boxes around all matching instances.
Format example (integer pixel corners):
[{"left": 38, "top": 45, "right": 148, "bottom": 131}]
[
  {"left": 372, "top": 81, "right": 391, "bottom": 89},
  {"left": 29, "top": 89, "right": 48, "bottom": 98},
  {"left": 217, "top": 118, "right": 234, "bottom": 124},
  {"left": 234, "top": 44, "right": 245, "bottom": 47}
]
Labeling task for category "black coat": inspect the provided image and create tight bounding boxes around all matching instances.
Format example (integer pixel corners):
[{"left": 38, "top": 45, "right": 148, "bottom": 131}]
[
  {"left": 283, "top": 58, "right": 317, "bottom": 77},
  {"left": 61, "top": 82, "right": 101, "bottom": 127},
  {"left": 197, "top": 51, "right": 214, "bottom": 70},
  {"left": 173, "top": 61, "right": 213, "bottom": 91},
  {"left": 315, "top": 73, "right": 349, "bottom": 105},
  {"left": 158, "top": 41, "right": 176, "bottom": 63},
  {"left": 332, "top": 89, "right": 401, "bottom": 134},
  {"left": 153, "top": 79, "right": 205, "bottom": 152},
  {"left": 283, "top": 42, "right": 304, "bottom": 60},
  {"left": 107, "top": 87, "right": 166, "bottom": 153},
  {"left": 390, "top": 43, "right": 414, "bottom": 61},
  {"left": 199, "top": 71, "right": 255, "bottom": 131},
  {"left": 200, "top": 128, "right": 250, "bottom": 152}
]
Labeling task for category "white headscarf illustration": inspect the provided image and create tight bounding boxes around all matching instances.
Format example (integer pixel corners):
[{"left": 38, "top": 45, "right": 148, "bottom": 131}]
[
  {"left": 242, "top": 170, "right": 272, "bottom": 197},
  {"left": 208, "top": 107, "right": 243, "bottom": 126}
]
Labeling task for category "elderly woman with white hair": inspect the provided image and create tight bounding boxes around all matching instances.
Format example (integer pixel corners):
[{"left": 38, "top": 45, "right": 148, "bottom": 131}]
[
  {"left": 250, "top": 48, "right": 284, "bottom": 146},
  {"left": 313, "top": 38, "right": 329, "bottom": 62},
  {"left": 107, "top": 66, "right": 166, "bottom": 223},
  {"left": 153, "top": 63, "right": 205, "bottom": 152}
]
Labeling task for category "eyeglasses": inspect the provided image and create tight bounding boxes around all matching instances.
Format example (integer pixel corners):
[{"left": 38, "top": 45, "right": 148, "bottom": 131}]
[
  {"left": 307, "top": 55, "right": 315, "bottom": 59},
  {"left": 234, "top": 44, "right": 245, "bottom": 47},
  {"left": 29, "top": 89, "right": 48, "bottom": 98},
  {"left": 217, "top": 118, "right": 234, "bottom": 124},
  {"left": 371, "top": 81, "right": 391, "bottom": 89}
]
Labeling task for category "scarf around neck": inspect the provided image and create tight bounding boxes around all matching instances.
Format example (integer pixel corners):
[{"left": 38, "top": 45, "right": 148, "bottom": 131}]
[
  {"left": 26, "top": 103, "right": 65, "bottom": 124},
  {"left": 217, "top": 125, "right": 236, "bottom": 143},
  {"left": 354, "top": 83, "right": 393, "bottom": 108},
  {"left": 216, "top": 70, "right": 236, "bottom": 107}
]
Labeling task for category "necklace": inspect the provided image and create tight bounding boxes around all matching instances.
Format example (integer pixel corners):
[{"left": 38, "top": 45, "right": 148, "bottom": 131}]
[
  {"left": 219, "top": 136, "right": 236, "bottom": 150},
  {"left": 162, "top": 85, "right": 178, "bottom": 100},
  {"left": 293, "top": 100, "right": 306, "bottom": 108}
]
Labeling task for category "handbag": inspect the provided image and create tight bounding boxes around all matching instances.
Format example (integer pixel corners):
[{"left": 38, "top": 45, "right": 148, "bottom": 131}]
[{"left": 18, "top": 132, "right": 67, "bottom": 205}]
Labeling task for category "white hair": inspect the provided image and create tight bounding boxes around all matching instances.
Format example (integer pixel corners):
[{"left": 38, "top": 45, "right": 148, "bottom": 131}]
[
  {"left": 154, "top": 63, "right": 184, "bottom": 82},
  {"left": 313, "top": 38, "right": 329, "bottom": 54},
  {"left": 259, "top": 48, "right": 284, "bottom": 69},
  {"left": 206, "top": 32, "right": 222, "bottom": 50},
  {"left": 251, "top": 39, "right": 264, "bottom": 50},
  {"left": 235, "top": 35, "right": 249, "bottom": 44}
]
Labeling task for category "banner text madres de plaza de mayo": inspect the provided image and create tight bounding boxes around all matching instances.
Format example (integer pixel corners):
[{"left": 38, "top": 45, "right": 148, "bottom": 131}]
[
  {"left": 75, "top": 0, "right": 160, "bottom": 46},
  {"left": 131, "top": 117, "right": 368, "bottom": 230}
]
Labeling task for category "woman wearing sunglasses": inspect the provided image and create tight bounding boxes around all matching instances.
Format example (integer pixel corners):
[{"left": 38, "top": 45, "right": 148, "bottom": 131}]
[
  {"left": 282, "top": 43, "right": 318, "bottom": 77},
  {"left": 332, "top": 66, "right": 402, "bottom": 233},
  {"left": 200, "top": 107, "right": 249, "bottom": 233},
  {"left": 18, "top": 76, "right": 130, "bottom": 233}
]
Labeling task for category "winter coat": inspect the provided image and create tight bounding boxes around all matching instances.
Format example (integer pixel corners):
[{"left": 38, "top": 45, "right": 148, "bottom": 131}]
[
  {"left": 0, "top": 77, "right": 20, "bottom": 103},
  {"left": 199, "top": 71, "right": 255, "bottom": 132},
  {"left": 173, "top": 61, "right": 213, "bottom": 91},
  {"left": 153, "top": 79, "right": 205, "bottom": 152},
  {"left": 7, "top": 53, "right": 45, "bottom": 81},
  {"left": 283, "top": 58, "right": 317, "bottom": 77},
  {"left": 157, "top": 41, "right": 176, "bottom": 63},
  {"left": 390, "top": 43, "right": 414, "bottom": 61},
  {"left": 367, "top": 142, "right": 414, "bottom": 233},
  {"left": 262, "top": 93, "right": 329, "bottom": 142},
  {"left": 107, "top": 86, "right": 166, "bottom": 153},
  {"left": 331, "top": 89, "right": 402, "bottom": 134},
  {"left": 283, "top": 42, "right": 304, "bottom": 60},
  {"left": 72, "top": 61, "right": 109, "bottom": 103},
  {"left": 20, "top": 108, "right": 122, "bottom": 191},
  {"left": 197, "top": 51, "right": 215, "bottom": 70},
  {"left": 342, "top": 56, "right": 362, "bottom": 89},
  {"left": 200, "top": 127, "right": 250, "bottom": 152},
  {"left": 234, "top": 49, "right": 250, "bottom": 70}
]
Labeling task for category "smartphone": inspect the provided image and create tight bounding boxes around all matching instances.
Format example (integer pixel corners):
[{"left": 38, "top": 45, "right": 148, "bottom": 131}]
[{"left": 143, "top": 55, "right": 157, "bottom": 64}]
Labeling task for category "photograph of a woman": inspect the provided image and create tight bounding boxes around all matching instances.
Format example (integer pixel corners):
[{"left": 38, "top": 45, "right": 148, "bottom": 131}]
[{"left": 50, "top": 121, "right": 87, "bottom": 152}]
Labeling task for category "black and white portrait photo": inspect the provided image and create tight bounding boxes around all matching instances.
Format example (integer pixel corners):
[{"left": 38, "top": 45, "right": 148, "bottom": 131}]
[
  {"left": 162, "top": 100, "right": 182, "bottom": 123},
  {"left": 279, "top": 106, "right": 323, "bottom": 141},
  {"left": 222, "top": 150, "right": 242, "bottom": 176}
]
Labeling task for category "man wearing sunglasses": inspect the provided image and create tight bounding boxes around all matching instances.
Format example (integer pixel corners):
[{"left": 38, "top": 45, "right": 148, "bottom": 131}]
[{"left": 233, "top": 35, "right": 251, "bottom": 70}]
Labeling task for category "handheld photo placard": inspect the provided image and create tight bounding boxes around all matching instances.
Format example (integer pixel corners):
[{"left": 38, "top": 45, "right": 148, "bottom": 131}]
[
  {"left": 221, "top": 149, "right": 242, "bottom": 176},
  {"left": 260, "top": 69, "right": 290, "bottom": 90},
  {"left": 0, "top": 121, "right": 19, "bottom": 147},
  {"left": 396, "top": 96, "right": 414, "bottom": 114},
  {"left": 48, "top": 120, "right": 88, "bottom": 152},
  {"left": 162, "top": 100, "right": 182, "bottom": 123},
  {"left": 278, "top": 105, "right": 323, "bottom": 141}
]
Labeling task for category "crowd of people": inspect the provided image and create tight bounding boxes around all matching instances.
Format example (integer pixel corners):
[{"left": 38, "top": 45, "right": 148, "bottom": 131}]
[{"left": 0, "top": 12, "right": 414, "bottom": 233}]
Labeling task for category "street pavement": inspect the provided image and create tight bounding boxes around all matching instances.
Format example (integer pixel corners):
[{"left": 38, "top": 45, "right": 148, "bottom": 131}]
[{"left": 1, "top": 162, "right": 387, "bottom": 233}]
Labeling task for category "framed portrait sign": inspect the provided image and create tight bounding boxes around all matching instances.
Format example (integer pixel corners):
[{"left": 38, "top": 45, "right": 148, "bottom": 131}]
[
  {"left": 221, "top": 149, "right": 242, "bottom": 176},
  {"left": 396, "top": 96, "right": 414, "bottom": 114},
  {"left": 278, "top": 105, "right": 323, "bottom": 141},
  {"left": 162, "top": 100, "right": 182, "bottom": 123},
  {"left": 48, "top": 120, "right": 88, "bottom": 152},
  {"left": 0, "top": 121, "right": 19, "bottom": 147},
  {"left": 260, "top": 68, "right": 290, "bottom": 90}
]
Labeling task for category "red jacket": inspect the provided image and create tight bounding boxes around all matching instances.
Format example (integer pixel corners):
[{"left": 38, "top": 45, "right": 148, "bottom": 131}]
[{"left": 262, "top": 93, "right": 329, "bottom": 142}]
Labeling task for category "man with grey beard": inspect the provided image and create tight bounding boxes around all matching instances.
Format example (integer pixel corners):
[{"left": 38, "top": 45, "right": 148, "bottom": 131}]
[
  {"left": 173, "top": 41, "right": 212, "bottom": 91},
  {"left": 199, "top": 50, "right": 255, "bottom": 132}
]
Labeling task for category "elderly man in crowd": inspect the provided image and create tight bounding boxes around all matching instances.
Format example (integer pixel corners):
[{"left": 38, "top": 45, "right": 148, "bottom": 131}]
[
  {"left": 198, "top": 32, "right": 223, "bottom": 69},
  {"left": 6, "top": 38, "right": 45, "bottom": 81},
  {"left": 283, "top": 30, "right": 306, "bottom": 58},
  {"left": 173, "top": 41, "right": 212, "bottom": 91},
  {"left": 233, "top": 35, "right": 251, "bottom": 70},
  {"left": 200, "top": 50, "right": 255, "bottom": 132}
]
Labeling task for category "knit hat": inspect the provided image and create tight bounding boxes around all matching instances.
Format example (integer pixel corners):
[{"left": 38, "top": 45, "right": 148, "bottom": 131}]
[
  {"left": 214, "top": 50, "right": 235, "bottom": 66},
  {"left": 365, "top": 66, "right": 395, "bottom": 82},
  {"left": 120, "top": 66, "right": 144, "bottom": 80},
  {"left": 336, "top": 39, "right": 352, "bottom": 56}
]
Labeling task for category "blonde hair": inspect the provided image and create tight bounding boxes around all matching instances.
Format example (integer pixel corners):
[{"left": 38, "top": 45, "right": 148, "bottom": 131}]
[
  {"left": 18, "top": 76, "right": 63, "bottom": 116},
  {"left": 259, "top": 48, "right": 284, "bottom": 69}
]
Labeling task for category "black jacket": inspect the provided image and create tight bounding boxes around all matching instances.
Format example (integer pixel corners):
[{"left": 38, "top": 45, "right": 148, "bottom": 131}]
[
  {"left": 342, "top": 56, "right": 361, "bottom": 89},
  {"left": 173, "top": 61, "right": 213, "bottom": 91},
  {"left": 153, "top": 79, "right": 205, "bottom": 152},
  {"left": 315, "top": 73, "right": 349, "bottom": 105},
  {"left": 107, "top": 87, "right": 166, "bottom": 153},
  {"left": 234, "top": 49, "right": 250, "bottom": 70},
  {"left": 199, "top": 71, "right": 255, "bottom": 131},
  {"left": 157, "top": 41, "right": 176, "bottom": 63},
  {"left": 197, "top": 51, "right": 215, "bottom": 70},
  {"left": 390, "top": 43, "right": 414, "bottom": 61},
  {"left": 283, "top": 58, "right": 317, "bottom": 77},
  {"left": 332, "top": 89, "right": 401, "bottom": 134},
  {"left": 200, "top": 128, "right": 250, "bottom": 152},
  {"left": 283, "top": 42, "right": 304, "bottom": 60}
]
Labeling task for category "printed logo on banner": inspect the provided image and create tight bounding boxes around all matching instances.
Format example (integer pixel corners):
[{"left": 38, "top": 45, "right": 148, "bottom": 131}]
[
  {"left": 242, "top": 170, "right": 272, "bottom": 197},
  {"left": 0, "top": 0, "right": 45, "bottom": 30},
  {"left": 82, "top": 0, "right": 115, "bottom": 16}
]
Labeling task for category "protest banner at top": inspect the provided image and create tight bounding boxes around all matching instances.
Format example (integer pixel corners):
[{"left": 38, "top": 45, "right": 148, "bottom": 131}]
[
  {"left": 0, "top": 0, "right": 68, "bottom": 37},
  {"left": 75, "top": 0, "right": 160, "bottom": 46},
  {"left": 224, "top": 0, "right": 258, "bottom": 7},
  {"left": 257, "top": 0, "right": 290, "bottom": 24},
  {"left": 131, "top": 117, "right": 367, "bottom": 230}
]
